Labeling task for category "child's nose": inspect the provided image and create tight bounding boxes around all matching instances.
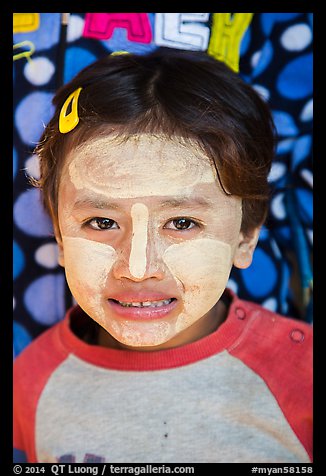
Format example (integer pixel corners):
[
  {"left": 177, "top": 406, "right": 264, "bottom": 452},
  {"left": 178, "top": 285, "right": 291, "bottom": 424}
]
[
  {"left": 112, "top": 203, "right": 166, "bottom": 282},
  {"left": 112, "top": 238, "right": 166, "bottom": 282}
]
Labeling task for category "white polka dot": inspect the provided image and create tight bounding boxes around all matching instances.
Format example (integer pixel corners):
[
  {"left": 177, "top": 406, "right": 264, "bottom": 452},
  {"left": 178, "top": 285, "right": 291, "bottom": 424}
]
[
  {"left": 262, "top": 297, "right": 277, "bottom": 312},
  {"left": 35, "top": 243, "right": 59, "bottom": 269},
  {"left": 281, "top": 24, "right": 312, "bottom": 51},
  {"left": 226, "top": 278, "right": 238, "bottom": 295},
  {"left": 251, "top": 50, "right": 261, "bottom": 68},
  {"left": 271, "top": 193, "right": 286, "bottom": 220},
  {"left": 67, "top": 14, "right": 85, "bottom": 42},
  {"left": 300, "top": 99, "right": 313, "bottom": 122},
  {"left": 268, "top": 161, "right": 286, "bottom": 182},
  {"left": 25, "top": 154, "right": 40, "bottom": 180},
  {"left": 300, "top": 169, "right": 313, "bottom": 188},
  {"left": 253, "top": 84, "right": 270, "bottom": 101},
  {"left": 24, "top": 57, "right": 55, "bottom": 85}
]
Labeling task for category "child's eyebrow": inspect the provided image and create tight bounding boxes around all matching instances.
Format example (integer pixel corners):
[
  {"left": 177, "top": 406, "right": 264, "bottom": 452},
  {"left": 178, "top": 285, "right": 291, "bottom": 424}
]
[
  {"left": 73, "top": 196, "right": 121, "bottom": 211},
  {"left": 72, "top": 194, "right": 215, "bottom": 211},
  {"left": 158, "top": 197, "right": 215, "bottom": 209}
]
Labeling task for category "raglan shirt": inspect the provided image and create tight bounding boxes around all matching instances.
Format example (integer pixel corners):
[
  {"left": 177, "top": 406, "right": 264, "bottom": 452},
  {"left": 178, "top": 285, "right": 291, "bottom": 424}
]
[{"left": 13, "top": 290, "right": 312, "bottom": 463}]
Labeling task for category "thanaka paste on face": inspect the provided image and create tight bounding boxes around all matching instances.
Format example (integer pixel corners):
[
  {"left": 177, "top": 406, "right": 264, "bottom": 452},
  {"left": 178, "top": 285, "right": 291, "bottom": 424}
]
[
  {"left": 129, "top": 203, "right": 149, "bottom": 279},
  {"left": 67, "top": 134, "right": 216, "bottom": 199},
  {"left": 59, "top": 133, "right": 243, "bottom": 347},
  {"left": 108, "top": 237, "right": 232, "bottom": 347},
  {"left": 62, "top": 236, "right": 117, "bottom": 329},
  {"left": 163, "top": 239, "right": 232, "bottom": 334},
  {"left": 61, "top": 233, "right": 232, "bottom": 347},
  {"left": 111, "top": 319, "right": 172, "bottom": 348}
]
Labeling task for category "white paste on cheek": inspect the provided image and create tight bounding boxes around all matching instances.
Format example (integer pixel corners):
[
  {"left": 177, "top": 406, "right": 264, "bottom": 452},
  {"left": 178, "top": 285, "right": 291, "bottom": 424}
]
[
  {"left": 163, "top": 238, "right": 232, "bottom": 333},
  {"left": 62, "top": 236, "right": 117, "bottom": 324},
  {"left": 129, "top": 203, "right": 149, "bottom": 279}
]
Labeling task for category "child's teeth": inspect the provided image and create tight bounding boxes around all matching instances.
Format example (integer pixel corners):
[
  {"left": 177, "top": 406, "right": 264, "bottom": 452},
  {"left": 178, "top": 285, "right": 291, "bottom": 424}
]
[{"left": 118, "top": 299, "right": 172, "bottom": 308}]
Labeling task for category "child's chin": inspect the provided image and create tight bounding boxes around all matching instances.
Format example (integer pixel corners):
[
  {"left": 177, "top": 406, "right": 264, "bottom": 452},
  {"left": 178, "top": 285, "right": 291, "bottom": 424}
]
[{"left": 110, "top": 319, "right": 173, "bottom": 349}]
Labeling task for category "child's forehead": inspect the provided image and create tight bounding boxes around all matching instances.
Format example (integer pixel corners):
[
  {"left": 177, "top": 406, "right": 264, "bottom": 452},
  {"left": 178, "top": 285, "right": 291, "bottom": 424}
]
[
  {"left": 62, "top": 133, "right": 219, "bottom": 199},
  {"left": 69, "top": 132, "right": 212, "bottom": 163}
]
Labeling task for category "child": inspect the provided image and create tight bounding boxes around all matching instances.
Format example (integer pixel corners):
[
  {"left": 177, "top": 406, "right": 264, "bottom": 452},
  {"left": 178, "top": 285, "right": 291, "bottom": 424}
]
[{"left": 13, "top": 48, "right": 312, "bottom": 463}]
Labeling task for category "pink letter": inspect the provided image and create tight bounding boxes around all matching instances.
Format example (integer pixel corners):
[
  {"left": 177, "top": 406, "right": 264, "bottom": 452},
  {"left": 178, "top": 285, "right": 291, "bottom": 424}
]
[{"left": 83, "top": 13, "right": 152, "bottom": 43}]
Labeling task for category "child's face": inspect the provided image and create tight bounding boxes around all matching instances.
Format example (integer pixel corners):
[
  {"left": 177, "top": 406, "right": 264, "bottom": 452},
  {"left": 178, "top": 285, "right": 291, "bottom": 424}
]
[{"left": 57, "top": 134, "right": 258, "bottom": 349}]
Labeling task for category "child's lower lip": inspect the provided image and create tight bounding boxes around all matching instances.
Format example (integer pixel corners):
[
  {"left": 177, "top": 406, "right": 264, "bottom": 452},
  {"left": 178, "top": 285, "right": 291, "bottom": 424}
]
[{"left": 107, "top": 298, "right": 178, "bottom": 320}]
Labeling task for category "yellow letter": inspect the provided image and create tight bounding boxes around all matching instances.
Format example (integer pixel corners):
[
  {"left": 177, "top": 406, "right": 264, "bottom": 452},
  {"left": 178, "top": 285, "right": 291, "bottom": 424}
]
[
  {"left": 13, "top": 13, "right": 40, "bottom": 33},
  {"left": 208, "top": 13, "right": 253, "bottom": 72}
]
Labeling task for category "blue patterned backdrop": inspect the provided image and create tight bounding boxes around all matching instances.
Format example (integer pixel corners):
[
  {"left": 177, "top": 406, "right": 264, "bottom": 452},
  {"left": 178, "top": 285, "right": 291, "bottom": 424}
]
[{"left": 13, "top": 13, "right": 313, "bottom": 357}]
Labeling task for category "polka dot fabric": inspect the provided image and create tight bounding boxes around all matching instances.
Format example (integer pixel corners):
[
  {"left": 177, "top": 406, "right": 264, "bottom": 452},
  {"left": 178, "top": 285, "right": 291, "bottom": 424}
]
[
  {"left": 13, "top": 13, "right": 313, "bottom": 356},
  {"left": 233, "top": 12, "right": 313, "bottom": 322}
]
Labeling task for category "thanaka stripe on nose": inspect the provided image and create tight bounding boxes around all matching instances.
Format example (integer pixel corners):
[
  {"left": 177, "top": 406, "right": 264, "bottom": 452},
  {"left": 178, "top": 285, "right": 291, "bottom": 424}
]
[{"left": 129, "top": 203, "right": 149, "bottom": 279}]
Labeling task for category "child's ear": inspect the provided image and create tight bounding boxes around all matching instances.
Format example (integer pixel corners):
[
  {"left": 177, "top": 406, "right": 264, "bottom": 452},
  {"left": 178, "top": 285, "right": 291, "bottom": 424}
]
[
  {"left": 233, "top": 226, "right": 261, "bottom": 269},
  {"left": 53, "top": 224, "right": 65, "bottom": 268}
]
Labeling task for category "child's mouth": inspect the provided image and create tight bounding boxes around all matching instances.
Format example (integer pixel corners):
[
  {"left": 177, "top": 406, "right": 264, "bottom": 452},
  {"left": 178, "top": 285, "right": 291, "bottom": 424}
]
[
  {"left": 112, "top": 298, "right": 175, "bottom": 308},
  {"left": 107, "top": 297, "right": 178, "bottom": 320}
]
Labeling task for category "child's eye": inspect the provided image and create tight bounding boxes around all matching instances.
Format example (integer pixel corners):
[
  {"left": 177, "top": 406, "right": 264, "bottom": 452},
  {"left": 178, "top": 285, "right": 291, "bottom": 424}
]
[
  {"left": 164, "top": 218, "right": 199, "bottom": 231},
  {"left": 85, "top": 217, "right": 119, "bottom": 230}
]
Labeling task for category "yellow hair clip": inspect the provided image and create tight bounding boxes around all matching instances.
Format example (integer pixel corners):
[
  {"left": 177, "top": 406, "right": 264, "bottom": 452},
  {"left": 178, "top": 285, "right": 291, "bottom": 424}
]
[{"left": 59, "top": 87, "right": 83, "bottom": 134}]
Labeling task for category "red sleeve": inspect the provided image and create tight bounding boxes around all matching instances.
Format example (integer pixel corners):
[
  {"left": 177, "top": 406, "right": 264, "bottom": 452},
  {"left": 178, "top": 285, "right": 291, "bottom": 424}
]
[
  {"left": 13, "top": 322, "right": 69, "bottom": 462},
  {"left": 229, "top": 301, "right": 313, "bottom": 461}
]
